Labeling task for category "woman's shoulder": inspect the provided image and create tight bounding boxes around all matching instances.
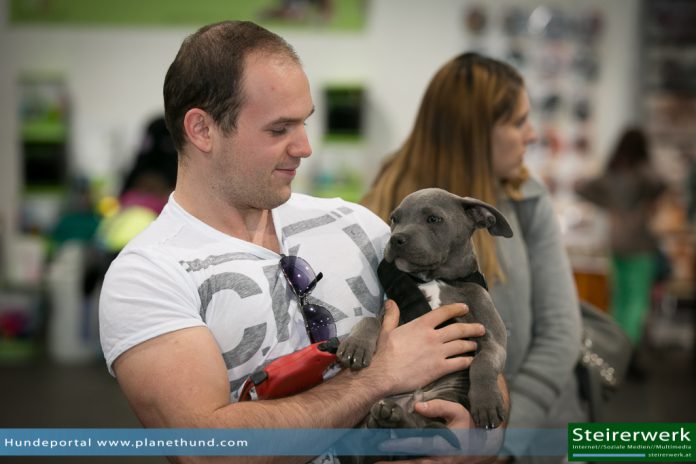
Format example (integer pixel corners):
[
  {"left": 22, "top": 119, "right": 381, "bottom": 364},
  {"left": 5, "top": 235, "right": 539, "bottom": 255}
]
[
  {"left": 518, "top": 174, "right": 549, "bottom": 201},
  {"left": 508, "top": 174, "right": 557, "bottom": 234}
]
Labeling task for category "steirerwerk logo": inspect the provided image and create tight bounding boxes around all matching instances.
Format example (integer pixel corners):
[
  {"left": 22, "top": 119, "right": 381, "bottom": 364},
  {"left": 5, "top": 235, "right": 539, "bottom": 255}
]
[{"left": 568, "top": 423, "right": 695, "bottom": 462}]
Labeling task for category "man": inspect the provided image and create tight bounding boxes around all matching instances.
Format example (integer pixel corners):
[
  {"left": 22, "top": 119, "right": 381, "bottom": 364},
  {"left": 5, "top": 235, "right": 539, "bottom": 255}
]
[{"left": 99, "top": 20, "right": 503, "bottom": 464}]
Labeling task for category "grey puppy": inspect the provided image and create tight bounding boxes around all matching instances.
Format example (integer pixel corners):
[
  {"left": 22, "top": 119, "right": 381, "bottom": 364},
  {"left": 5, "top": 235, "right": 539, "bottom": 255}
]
[{"left": 337, "top": 188, "right": 511, "bottom": 438}]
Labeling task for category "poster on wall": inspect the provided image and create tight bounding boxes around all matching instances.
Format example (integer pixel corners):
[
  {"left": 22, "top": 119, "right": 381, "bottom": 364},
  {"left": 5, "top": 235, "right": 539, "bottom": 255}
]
[
  {"left": 9, "top": 0, "right": 367, "bottom": 30},
  {"left": 643, "top": 0, "right": 696, "bottom": 184},
  {"left": 458, "top": 3, "right": 610, "bottom": 277},
  {"left": 460, "top": 3, "right": 604, "bottom": 197}
]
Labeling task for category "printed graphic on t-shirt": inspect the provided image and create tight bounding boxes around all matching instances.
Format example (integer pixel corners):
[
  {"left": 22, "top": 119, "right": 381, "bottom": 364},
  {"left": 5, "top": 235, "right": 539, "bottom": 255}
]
[{"left": 176, "top": 204, "right": 385, "bottom": 399}]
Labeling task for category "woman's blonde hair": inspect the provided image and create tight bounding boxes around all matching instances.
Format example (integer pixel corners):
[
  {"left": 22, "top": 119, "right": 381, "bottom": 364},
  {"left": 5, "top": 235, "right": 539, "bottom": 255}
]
[{"left": 361, "top": 52, "right": 528, "bottom": 282}]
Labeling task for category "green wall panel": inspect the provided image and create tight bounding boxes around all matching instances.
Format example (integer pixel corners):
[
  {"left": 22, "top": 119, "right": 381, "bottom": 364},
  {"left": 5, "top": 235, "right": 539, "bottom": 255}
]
[{"left": 10, "top": 0, "right": 367, "bottom": 30}]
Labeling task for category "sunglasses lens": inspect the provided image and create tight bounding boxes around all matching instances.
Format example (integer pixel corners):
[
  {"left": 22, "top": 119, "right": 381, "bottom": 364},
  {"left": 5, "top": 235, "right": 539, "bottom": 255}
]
[
  {"left": 303, "top": 304, "right": 337, "bottom": 343},
  {"left": 280, "top": 255, "right": 316, "bottom": 297},
  {"left": 280, "top": 255, "right": 334, "bottom": 343}
]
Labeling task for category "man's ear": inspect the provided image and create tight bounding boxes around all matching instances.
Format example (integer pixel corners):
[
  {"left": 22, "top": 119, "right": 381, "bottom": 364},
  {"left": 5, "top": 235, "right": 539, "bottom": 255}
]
[{"left": 183, "top": 108, "right": 213, "bottom": 153}]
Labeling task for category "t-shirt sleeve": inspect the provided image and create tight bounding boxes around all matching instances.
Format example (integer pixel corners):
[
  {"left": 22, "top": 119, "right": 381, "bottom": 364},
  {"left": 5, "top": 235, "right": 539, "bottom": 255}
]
[{"left": 99, "top": 249, "right": 204, "bottom": 376}]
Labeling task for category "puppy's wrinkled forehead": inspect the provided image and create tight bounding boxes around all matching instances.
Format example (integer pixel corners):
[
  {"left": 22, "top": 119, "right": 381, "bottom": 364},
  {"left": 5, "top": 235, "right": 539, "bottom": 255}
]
[
  {"left": 391, "top": 187, "right": 514, "bottom": 238},
  {"left": 394, "top": 189, "right": 455, "bottom": 218}
]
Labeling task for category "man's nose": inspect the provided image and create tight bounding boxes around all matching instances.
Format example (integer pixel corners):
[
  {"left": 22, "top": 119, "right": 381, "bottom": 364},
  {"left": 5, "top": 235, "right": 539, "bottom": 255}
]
[{"left": 288, "top": 126, "right": 312, "bottom": 158}]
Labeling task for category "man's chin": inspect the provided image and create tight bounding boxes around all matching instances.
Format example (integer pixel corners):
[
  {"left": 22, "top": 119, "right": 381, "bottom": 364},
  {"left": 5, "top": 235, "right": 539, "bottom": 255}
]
[
  {"left": 246, "top": 187, "right": 292, "bottom": 211},
  {"left": 269, "top": 187, "right": 293, "bottom": 209},
  {"left": 278, "top": 186, "right": 293, "bottom": 203}
]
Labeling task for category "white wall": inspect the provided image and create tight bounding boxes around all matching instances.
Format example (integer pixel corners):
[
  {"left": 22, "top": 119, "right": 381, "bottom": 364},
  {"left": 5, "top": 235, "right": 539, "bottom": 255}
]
[{"left": 0, "top": 0, "right": 640, "bottom": 235}]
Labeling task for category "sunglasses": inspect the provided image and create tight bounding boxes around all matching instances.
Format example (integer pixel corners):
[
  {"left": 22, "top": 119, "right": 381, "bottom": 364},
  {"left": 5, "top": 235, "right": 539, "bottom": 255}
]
[{"left": 279, "top": 254, "right": 337, "bottom": 343}]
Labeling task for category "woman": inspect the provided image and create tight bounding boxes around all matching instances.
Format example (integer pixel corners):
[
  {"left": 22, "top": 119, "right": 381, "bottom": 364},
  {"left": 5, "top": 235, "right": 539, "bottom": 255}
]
[{"left": 362, "top": 52, "right": 585, "bottom": 463}]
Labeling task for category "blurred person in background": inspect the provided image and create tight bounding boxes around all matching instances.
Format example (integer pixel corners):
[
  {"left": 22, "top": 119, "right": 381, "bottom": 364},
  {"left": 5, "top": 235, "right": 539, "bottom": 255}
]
[
  {"left": 96, "top": 116, "right": 177, "bottom": 254},
  {"left": 575, "top": 127, "right": 667, "bottom": 378},
  {"left": 119, "top": 116, "right": 178, "bottom": 206},
  {"left": 685, "top": 146, "right": 696, "bottom": 369},
  {"left": 362, "top": 52, "right": 585, "bottom": 464}
]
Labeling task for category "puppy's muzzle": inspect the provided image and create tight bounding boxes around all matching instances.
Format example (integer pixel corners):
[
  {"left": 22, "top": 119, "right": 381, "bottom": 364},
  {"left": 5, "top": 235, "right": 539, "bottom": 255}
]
[{"left": 389, "top": 233, "right": 408, "bottom": 248}]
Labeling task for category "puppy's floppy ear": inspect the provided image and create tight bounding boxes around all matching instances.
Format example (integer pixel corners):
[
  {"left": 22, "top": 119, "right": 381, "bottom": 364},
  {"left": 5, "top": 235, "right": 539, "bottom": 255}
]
[{"left": 461, "top": 197, "right": 513, "bottom": 237}]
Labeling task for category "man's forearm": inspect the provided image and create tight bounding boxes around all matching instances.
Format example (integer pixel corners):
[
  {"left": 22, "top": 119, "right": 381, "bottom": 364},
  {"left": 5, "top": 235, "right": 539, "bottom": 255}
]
[
  {"left": 211, "top": 367, "right": 388, "bottom": 428},
  {"left": 171, "top": 366, "right": 390, "bottom": 464},
  {"left": 118, "top": 305, "right": 481, "bottom": 464}
]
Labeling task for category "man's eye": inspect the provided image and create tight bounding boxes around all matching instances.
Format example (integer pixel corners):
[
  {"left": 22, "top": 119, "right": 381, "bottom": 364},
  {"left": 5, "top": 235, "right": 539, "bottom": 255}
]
[
  {"left": 427, "top": 215, "right": 442, "bottom": 224},
  {"left": 269, "top": 127, "right": 288, "bottom": 136}
]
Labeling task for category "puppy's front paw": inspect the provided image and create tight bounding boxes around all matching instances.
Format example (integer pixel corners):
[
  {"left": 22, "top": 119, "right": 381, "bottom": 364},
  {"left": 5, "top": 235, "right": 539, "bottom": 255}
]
[
  {"left": 337, "top": 318, "right": 380, "bottom": 370},
  {"left": 337, "top": 336, "right": 374, "bottom": 370}
]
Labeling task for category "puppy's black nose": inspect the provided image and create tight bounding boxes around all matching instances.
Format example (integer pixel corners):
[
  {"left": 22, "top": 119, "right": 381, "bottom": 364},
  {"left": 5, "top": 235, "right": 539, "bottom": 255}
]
[{"left": 390, "top": 233, "right": 407, "bottom": 247}]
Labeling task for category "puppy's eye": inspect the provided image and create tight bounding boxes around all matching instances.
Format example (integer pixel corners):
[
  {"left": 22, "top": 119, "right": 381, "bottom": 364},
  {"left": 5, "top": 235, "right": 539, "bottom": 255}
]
[
  {"left": 427, "top": 215, "right": 443, "bottom": 224},
  {"left": 389, "top": 215, "right": 398, "bottom": 225}
]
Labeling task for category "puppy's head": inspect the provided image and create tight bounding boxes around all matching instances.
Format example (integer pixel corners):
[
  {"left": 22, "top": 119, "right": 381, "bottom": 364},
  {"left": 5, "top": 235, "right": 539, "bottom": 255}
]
[{"left": 384, "top": 188, "right": 512, "bottom": 280}]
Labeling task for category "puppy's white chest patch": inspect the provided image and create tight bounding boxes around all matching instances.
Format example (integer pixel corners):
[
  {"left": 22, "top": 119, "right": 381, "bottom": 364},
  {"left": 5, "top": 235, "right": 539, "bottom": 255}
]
[{"left": 418, "top": 280, "right": 444, "bottom": 310}]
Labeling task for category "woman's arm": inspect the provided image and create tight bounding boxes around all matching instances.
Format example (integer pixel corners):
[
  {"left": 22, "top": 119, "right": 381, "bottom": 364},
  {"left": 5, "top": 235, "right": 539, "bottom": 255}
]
[{"left": 505, "top": 191, "right": 582, "bottom": 437}]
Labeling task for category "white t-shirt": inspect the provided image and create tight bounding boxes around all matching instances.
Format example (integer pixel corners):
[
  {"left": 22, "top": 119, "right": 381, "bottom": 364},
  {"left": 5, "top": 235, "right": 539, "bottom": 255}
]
[{"left": 99, "top": 193, "right": 389, "bottom": 402}]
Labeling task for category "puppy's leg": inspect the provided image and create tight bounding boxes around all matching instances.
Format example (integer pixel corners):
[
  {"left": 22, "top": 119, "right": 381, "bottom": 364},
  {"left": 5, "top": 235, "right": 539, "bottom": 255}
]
[
  {"left": 467, "top": 340, "right": 507, "bottom": 429},
  {"left": 337, "top": 317, "right": 381, "bottom": 370},
  {"left": 367, "top": 396, "right": 461, "bottom": 450}
]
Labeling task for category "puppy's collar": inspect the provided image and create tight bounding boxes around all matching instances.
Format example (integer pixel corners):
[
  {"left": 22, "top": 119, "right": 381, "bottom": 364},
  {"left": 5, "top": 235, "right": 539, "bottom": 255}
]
[
  {"left": 412, "top": 270, "right": 488, "bottom": 291},
  {"left": 442, "top": 271, "right": 489, "bottom": 291}
]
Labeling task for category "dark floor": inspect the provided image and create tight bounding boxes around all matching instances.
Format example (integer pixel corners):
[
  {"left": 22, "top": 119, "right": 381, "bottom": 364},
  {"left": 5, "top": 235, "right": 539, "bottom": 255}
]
[
  {"left": 601, "top": 345, "right": 696, "bottom": 424},
  {"left": 0, "top": 357, "right": 167, "bottom": 464},
  {"left": 0, "top": 339, "right": 694, "bottom": 464}
]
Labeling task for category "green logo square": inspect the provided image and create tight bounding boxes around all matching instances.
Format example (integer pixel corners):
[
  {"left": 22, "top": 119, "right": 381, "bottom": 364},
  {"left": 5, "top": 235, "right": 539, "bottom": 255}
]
[{"left": 568, "top": 423, "right": 695, "bottom": 462}]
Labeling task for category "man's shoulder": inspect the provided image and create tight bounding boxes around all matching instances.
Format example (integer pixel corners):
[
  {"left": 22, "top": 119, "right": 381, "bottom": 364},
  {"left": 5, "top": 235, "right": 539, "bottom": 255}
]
[
  {"left": 284, "top": 192, "right": 385, "bottom": 222},
  {"left": 118, "top": 205, "right": 181, "bottom": 253},
  {"left": 284, "top": 192, "right": 355, "bottom": 210},
  {"left": 113, "top": 199, "right": 215, "bottom": 268},
  {"left": 105, "top": 216, "right": 181, "bottom": 280}
]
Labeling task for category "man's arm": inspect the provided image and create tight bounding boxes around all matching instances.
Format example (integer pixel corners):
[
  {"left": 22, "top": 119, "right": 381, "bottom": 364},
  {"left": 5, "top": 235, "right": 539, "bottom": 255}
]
[
  {"left": 114, "top": 301, "right": 482, "bottom": 464},
  {"left": 375, "top": 375, "right": 509, "bottom": 464}
]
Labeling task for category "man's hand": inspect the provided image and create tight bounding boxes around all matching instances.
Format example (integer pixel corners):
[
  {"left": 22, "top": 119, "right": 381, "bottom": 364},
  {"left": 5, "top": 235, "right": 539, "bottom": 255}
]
[
  {"left": 373, "top": 372, "right": 510, "bottom": 464},
  {"left": 375, "top": 400, "right": 504, "bottom": 464},
  {"left": 369, "top": 300, "right": 484, "bottom": 395}
]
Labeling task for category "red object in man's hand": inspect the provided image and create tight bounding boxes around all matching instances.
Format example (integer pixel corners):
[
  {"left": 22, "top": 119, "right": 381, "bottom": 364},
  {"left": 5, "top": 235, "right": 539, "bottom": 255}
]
[{"left": 239, "top": 338, "right": 340, "bottom": 401}]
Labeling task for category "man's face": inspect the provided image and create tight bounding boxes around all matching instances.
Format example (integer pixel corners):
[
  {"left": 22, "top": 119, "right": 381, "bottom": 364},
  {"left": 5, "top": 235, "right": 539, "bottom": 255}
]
[
  {"left": 491, "top": 90, "right": 536, "bottom": 181},
  {"left": 212, "top": 53, "right": 314, "bottom": 211}
]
